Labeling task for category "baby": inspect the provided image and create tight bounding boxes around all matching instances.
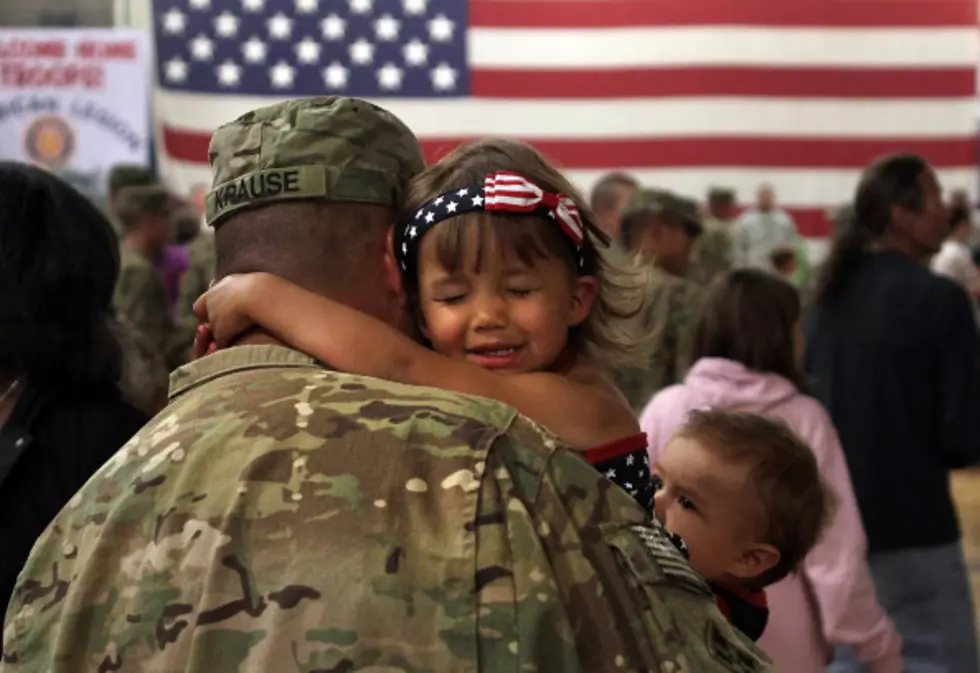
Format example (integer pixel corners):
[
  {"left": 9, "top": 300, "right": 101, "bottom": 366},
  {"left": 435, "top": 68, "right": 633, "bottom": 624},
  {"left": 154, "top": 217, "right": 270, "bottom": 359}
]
[{"left": 652, "top": 409, "right": 833, "bottom": 640}]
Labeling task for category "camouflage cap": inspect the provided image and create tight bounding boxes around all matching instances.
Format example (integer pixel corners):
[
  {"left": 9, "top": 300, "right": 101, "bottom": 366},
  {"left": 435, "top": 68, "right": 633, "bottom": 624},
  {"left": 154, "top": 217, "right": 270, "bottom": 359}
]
[
  {"left": 624, "top": 187, "right": 703, "bottom": 236},
  {"left": 108, "top": 164, "right": 155, "bottom": 197},
  {"left": 206, "top": 96, "right": 426, "bottom": 228},
  {"left": 707, "top": 187, "right": 736, "bottom": 205},
  {"left": 115, "top": 183, "right": 175, "bottom": 227}
]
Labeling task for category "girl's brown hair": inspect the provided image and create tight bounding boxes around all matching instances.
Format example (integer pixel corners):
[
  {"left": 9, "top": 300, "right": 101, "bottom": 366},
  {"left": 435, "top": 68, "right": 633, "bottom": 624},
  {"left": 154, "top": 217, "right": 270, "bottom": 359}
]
[
  {"left": 692, "top": 269, "right": 805, "bottom": 387},
  {"left": 402, "top": 138, "right": 645, "bottom": 369}
]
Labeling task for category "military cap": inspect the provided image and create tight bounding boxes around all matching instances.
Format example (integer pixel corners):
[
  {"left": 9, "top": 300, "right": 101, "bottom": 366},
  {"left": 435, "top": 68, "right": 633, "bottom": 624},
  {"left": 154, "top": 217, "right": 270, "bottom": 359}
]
[
  {"left": 107, "top": 164, "right": 155, "bottom": 197},
  {"left": 205, "top": 96, "right": 426, "bottom": 228},
  {"left": 115, "top": 184, "right": 175, "bottom": 227},
  {"left": 624, "top": 187, "right": 703, "bottom": 236},
  {"left": 707, "top": 187, "right": 736, "bottom": 205}
]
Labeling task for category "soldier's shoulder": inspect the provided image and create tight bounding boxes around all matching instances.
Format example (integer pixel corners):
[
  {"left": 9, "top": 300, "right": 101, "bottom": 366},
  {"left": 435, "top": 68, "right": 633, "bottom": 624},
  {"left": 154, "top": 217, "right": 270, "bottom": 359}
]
[{"left": 169, "top": 360, "right": 527, "bottom": 446}]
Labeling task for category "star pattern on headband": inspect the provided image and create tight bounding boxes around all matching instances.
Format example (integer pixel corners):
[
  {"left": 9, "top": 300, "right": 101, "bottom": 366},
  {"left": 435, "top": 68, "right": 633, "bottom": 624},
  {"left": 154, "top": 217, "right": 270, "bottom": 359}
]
[{"left": 397, "top": 174, "right": 588, "bottom": 274}]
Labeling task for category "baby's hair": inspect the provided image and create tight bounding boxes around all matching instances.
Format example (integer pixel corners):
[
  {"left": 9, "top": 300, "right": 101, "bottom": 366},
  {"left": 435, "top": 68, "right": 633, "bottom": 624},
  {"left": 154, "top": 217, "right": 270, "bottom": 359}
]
[
  {"left": 769, "top": 245, "right": 798, "bottom": 273},
  {"left": 402, "top": 138, "right": 646, "bottom": 370},
  {"left": 675, "top": 408, "right": 833, "bottom": 589}
]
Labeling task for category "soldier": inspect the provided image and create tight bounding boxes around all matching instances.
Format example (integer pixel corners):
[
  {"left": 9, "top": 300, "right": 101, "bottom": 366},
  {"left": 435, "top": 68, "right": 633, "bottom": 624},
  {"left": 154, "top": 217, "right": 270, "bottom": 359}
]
[
  {"left": 112, "top": 184, "right": 183, "bottom": 413},
  {"left": 2, "top": 97, "right": 773, "bottom": 673},
  {"left": 106, "top": 164, "right": 155, "bottom": 235},
  {"left": 616, "top": 188, "right": 706, "bottom": 411},
  {"left": 688, "top": 187, "right": 736, "bottom": 286},
  {"left": 174, "top": 208, "right": 216, "bottom": 358},
  {"left": 590, "top": 172, "right": 639, "bottom": 272}
]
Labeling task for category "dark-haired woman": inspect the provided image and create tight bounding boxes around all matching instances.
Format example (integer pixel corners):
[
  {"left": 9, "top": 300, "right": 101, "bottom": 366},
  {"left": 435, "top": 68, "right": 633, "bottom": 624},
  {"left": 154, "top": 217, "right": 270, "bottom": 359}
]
[
  {"left": 0, "top": 163, "right": 148, "bottom": 619},
  {"left": 639, "top": 269, "right": 902, "bottom": 673},
  {"left": 807, "top": 154, "right": 980, "bottom": 673}
]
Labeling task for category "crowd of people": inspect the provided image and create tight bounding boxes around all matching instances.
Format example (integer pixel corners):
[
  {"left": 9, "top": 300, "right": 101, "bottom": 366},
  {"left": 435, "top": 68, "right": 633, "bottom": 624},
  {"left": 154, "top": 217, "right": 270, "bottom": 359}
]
[{"left": 0, "top": 95, "right": 978, "bottom": 673}]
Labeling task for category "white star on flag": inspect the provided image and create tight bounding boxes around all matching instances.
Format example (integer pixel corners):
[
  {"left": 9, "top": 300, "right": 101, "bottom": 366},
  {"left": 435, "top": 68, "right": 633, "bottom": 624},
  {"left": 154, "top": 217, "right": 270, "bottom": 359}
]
[
  {"left": 241, "top": 36, "right": 267, "bottom": 63},
  {"left": 216, "top": 59, "right": 242, "bottom": 86},
  {"left": 269, "top": 60, "right": 295, "bottom": 88},
  {"left": 402, "top": 39, "right": 428, "bottom": 67},
  {"left": 294, "top": 0, "right": 318, "bottom": 13},
  {"left": 164, "top": 56, "right": 188, "bottom": 82},
  {"left": 213, "top": 11, "right": 240, "bottom": 38},
  {"left": 322, "top": 61, "right": 349, "bottom": 89},
  {"left": 403, "top": 0, "right": 426, "bottom": 14},
  {"left": 349, "top": 0, "right": 372, "bottom": 14},
  {"left": 430, "top": 63, "right": 457, "bottom": 91},
  {"left": 349, "top": 38, "right": 374, "bottom": 65},
  {"left": 190, "top": 34, "right": 214, "bottom": 61},
  {"left": 374, "top": 14, "right": 400, "bottom": 42},
  {"left": 321, "top": 14, "right": 345, "bottom": 41},
  {"left": 295, "top": 37, "right": 321, "bottom": 64},
  {"left": 162, "top": 8, "right": 186, "bottom": 34},
  {"left": 241, "top": 0, "right": 263, "bottom": 10},
  {"left": 267, "top": 12, "right": 293, "bottom": 40},
  {"left": 428, "top": 14, "right": 454, "bottom": 42}
]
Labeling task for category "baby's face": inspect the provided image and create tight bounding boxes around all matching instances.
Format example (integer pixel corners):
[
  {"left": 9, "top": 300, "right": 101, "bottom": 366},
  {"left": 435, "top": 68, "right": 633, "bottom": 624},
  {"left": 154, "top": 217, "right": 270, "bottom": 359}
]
[{"left": 652, "top": 436, "right": 779, "bottom": 587}]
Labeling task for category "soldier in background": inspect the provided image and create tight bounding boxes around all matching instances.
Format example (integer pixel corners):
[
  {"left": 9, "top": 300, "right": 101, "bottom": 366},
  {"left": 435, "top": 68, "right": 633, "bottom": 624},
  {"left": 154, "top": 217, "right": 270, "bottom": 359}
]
[
  {"left": 688, "top": 187, "right": 736, "bottom": 286},
  {"left": 111, "top": 184, "right": 183, "bottom": 413},
  {"left": 2, "top": 97, "right": 773, "bottom": 673},
  {"left": 173, "top": 207, "right": 216, "bottom": 358},
  {"left": 615, "top": 189, "right": 705, "bottom": 411},
  {"left": 106, "top": 164, "right": 155, "bottom": 233},
  {"left": 590, "top": 172, "right": 639, "bottom": 271}
]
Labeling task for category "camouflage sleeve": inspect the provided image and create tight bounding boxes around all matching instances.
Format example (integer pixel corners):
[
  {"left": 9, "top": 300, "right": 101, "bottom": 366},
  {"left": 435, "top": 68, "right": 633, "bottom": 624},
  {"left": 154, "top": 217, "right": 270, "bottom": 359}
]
[
  {"left": 488, "top": 413, "right": 775, "bottom": 672},
  {"left": 113, "top": 263, "right": 170, "bottom": 356}
]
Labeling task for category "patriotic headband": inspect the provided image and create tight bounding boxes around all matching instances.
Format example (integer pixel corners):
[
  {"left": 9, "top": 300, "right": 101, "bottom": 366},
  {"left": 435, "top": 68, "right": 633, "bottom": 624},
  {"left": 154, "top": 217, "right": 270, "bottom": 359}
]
[{"left": 396, "top": 171, "right": 587, "bottom": 278}]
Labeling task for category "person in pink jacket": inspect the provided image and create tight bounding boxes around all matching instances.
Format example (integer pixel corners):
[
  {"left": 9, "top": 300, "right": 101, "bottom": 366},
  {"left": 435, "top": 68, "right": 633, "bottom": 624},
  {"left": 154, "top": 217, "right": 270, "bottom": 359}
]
[{"left": 640, "top": 269, "right": 903, "bottom": 673}]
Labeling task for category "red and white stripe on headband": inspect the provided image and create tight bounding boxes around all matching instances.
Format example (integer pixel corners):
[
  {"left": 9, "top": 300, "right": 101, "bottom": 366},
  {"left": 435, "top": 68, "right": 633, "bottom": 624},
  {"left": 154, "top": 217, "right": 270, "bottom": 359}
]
[{"left": 483, "top": 171, "right": 585, "bottom": 246}]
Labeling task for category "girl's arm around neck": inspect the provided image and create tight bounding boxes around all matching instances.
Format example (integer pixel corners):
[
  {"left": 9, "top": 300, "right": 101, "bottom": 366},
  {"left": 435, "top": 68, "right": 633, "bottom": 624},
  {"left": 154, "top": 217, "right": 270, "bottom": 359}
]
[{"left": 208, "top": 273, "right": 640, "bottom": 448}]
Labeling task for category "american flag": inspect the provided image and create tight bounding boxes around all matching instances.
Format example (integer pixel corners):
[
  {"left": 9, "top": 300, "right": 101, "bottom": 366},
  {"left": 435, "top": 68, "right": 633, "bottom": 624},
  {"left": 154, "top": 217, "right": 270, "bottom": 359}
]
[{"left": 151, "top": 0, "right": 977, "bottom": 241}]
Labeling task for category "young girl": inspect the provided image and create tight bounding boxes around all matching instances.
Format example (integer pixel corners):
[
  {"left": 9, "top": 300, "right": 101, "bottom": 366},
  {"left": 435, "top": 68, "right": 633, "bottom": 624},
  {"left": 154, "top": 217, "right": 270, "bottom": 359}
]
[
  {"left": 640, "top": 269, "right": 903, "bottom": 673},
  {"left": 197, "top": 138, "right": 655, "bottom": 512}
]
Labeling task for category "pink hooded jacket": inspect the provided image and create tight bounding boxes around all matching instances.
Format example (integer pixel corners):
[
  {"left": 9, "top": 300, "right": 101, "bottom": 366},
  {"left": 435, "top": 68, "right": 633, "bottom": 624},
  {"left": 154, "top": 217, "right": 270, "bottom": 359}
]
[{"left": 639, "top": 357, "right": 902, "bottom": 673}]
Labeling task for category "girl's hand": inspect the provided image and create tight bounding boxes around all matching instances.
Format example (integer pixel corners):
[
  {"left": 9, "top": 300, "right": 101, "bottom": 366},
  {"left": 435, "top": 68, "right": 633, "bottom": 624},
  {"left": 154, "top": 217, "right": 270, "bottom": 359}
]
[
  {"left": 193, "top": 275, "right": 259, "bottom": 347},
  {"left": 193, "top": 323, "right": 218, "bottom": 360}
]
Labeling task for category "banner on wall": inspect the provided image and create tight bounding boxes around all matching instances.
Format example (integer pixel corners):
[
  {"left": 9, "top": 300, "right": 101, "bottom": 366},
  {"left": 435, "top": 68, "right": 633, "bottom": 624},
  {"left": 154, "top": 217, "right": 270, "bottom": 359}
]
[{"left": 0, "top": 29, "right": 151, "bottom": 199}]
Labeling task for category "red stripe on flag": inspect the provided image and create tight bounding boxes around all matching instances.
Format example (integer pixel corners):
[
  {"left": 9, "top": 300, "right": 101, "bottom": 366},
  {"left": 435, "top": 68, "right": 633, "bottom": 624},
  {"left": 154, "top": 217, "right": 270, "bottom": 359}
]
[
  {"left": 471, "top": 67, "right": 976, "bottom": 99},
  {"left": 471, "top": 0, "right": 977, "bottom": 28},
  {"left": 418, "top": 138, "right": 976, "bottom": 170},
  {"left": 163, "top": 127, "right": 976, "bottom": 170}
]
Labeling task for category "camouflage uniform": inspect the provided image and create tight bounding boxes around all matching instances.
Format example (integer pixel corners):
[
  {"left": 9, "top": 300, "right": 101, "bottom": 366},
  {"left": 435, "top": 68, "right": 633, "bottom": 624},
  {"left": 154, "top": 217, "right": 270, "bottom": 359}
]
[
  {"left": 112, "top": 185, "right": 184, "bottom": 413},
  {"left": 687, "top": 187, "right": 735, "bottom": 287},
  {"left": 616, "top": 189, "right": 705, "bottom": 411},
  {"left": 1, "top": 97, "right": 773, "bottom": 673}
]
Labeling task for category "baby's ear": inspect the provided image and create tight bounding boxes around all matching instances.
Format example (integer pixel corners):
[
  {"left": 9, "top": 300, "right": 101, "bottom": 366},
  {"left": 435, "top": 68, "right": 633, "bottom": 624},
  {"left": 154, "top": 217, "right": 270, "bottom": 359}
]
[{"left": 731, "top": 544, "right": 780, "bottom": 582}]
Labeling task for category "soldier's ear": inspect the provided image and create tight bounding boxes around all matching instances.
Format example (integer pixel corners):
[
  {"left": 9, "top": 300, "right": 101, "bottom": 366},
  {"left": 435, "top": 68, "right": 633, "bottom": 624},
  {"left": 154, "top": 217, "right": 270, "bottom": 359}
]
[{"left": 383, "top": 226, "right": 405, "bottom": 297}]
